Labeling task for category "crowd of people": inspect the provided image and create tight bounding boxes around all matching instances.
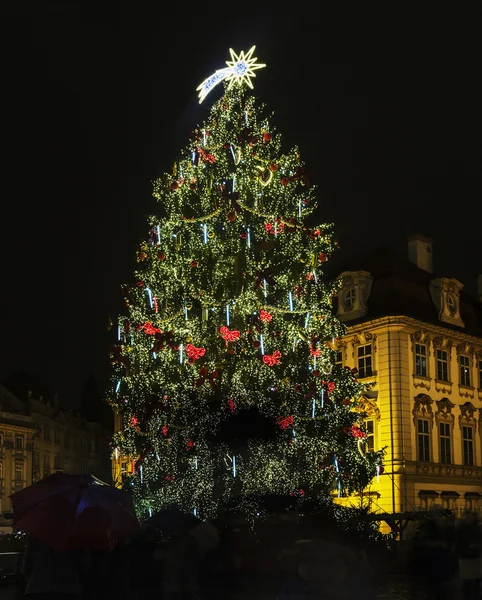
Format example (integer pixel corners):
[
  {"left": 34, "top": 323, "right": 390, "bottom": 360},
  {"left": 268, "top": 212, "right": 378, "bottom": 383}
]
[
  {"left": 13, "top": 509, "right": 482, "bottom": 600},
  {"left": 408, "top": 510, "right": 482, "bottom": 600}
]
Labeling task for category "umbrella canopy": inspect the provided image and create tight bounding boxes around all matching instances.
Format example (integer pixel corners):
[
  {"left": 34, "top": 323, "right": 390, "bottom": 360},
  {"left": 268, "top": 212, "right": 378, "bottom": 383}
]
[
  {"left": 10, "top": 472, "right": 139, "bottom": 550},
  {"left": 145, "top": 507, "right": 200, "bottom": 534}
]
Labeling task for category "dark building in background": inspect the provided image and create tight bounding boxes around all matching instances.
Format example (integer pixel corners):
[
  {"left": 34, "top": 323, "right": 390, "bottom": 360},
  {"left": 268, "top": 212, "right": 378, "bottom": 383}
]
[{"left": 0, "top": 371, "right": 112, "bottom": 532}]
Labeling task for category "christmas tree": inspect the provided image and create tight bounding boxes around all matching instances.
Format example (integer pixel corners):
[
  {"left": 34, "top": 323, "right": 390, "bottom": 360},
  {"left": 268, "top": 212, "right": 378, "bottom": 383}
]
[{"left": 109, "top": 47, "right": 384, "bottom": 520}]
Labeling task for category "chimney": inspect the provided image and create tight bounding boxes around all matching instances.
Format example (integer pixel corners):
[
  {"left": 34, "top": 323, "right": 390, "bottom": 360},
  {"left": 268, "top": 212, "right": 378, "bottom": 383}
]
[
  {"left": 476, "top": 275, "right": 482, "bottom": 302},
  {"left": 408, "top": 234, "right": 433, "bottom": 273}
]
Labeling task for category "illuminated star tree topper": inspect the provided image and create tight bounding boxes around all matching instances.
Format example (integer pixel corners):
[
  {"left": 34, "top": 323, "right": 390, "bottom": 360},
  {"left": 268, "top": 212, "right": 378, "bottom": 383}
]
[{"left": 197, "top": 46, "right": 266, "bottom": 103}]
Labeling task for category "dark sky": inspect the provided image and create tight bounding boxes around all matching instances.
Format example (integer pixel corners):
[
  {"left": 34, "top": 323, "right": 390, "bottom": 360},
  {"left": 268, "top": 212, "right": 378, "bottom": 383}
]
[{"left": 1, "top": 3, "right": 481, "bottom": 408}]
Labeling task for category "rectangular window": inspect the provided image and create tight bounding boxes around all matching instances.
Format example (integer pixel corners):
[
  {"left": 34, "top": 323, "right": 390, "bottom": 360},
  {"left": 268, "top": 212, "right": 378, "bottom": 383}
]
[
  {"left": 15, "top": 435, "right": 24, "bottom": 450},
  {"left": 460, "top": 355, "right": 471, "bottom": 387},
  {"left": 365, "top": 420, "right": 375, "bottom": 452},
  {"left": 439, "top": 422, "right": 451, "bottom": 464},
  {"left": 417, "top": 419, "right": 431, "bottom": 462},
  {"left": 436, "top": 349, "right": 449, "bottom": 382},
  {"left": 54, "top": 430, "right": 60, "bottom": 444},
  {"left": 15, "top": 463, "right": 24, "bottom": 481},
  {"left": 334, "top": 350, "right": 343, "bottom": 366},
  {"left": 0, "top": 432, "right": 3, "bottom": 446},
  {"left": 0, "top": 461, "right": 3, "bottom": 479},
  {"left": 478, "top": 360, "right": 482, "bottom": 390},
  {"left": 44, "top": 427, "right": 50, "bottom": 441},
  {"left": 415, "top": 344, "right": 427, "bottom": 377},
  {"left": 463, "top": 426, "right": 474, "bottom": 466},
  {"left": 54, "top": 455, "right": 60, "bottom": 469},
  {"left": 357, "top": 344, "right": 373, "bottom": 378}
]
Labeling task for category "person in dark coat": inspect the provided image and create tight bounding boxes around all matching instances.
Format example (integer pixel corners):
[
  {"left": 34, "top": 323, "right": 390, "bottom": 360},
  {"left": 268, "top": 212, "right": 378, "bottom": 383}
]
[{"left": 21, "top": 537, "right": 91, "bottom": 599}]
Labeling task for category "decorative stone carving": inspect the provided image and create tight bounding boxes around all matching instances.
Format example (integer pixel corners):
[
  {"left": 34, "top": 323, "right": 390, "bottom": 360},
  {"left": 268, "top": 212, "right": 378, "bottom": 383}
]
[
  {"left": 336, "top": 271, "right": 374, "bottom": 322},
  {"left": 410, "top": 330, "right": 432, "bottom": 351},
  {"left": 432, "top": 336, "right": 454, "bottom": 350},
  {"left": 457, "top": 342, "right": 476, "bottom": 357},
  {"left": 459, "top": 386, "right": 475, "bottom": 400},
  {"left": 429, "top": 277, "right": 465, "bottom": 328},
  {"left": 351, "top": 396, "right": 381, "bottom": 421},
  {"left": 435, "top": 398, "right": 455, "bottom": 424},
  {"left": 459, "top": 402, "right": 477, "bottom": 429},
  {"left": 351, "top": 332, "right": 377, "bottom": 352},
  {"left": 412, "top": 375, "right": 431, "bottom": 391},
  {"left": 435, "top": 381, "right": 453, "bottom": 395},
  {"left": 413, "top": 393, "right": 434, "bottom": 427}
]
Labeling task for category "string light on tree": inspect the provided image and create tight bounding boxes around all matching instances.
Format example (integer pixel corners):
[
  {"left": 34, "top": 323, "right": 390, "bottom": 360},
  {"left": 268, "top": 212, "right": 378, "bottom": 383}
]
[{"left": 108, "top": 45, "right": 384, "bottom": 522}]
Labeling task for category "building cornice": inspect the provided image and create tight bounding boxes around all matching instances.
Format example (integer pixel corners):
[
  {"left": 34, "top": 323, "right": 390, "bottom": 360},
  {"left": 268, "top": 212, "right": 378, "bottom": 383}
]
[{"left": 345, "top": 315, "right": 482, "bottom": 345}]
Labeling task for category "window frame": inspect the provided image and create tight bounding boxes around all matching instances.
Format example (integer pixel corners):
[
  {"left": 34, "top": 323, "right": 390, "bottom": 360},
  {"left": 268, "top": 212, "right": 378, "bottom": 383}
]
[
  {"left": 460, "top": 354, "right": 471, "bottom": 387},
  {"left": 439, "top": 421, "right": 452, "bottom": 464},
  {"left": 14, "top": 462, "right": 24, "bottom": 481},
  {"left": 417, "top": 418, "right": 431, "bottom": 462},
  {"left": 414, "top": 343, "right": 428, "bottom": 377},
  {"left": 478, "top": 359, "right": 482, "bottom": 390},
  {"left": 462, "top": 424, "right": 475, "bottom": 466},
  {"left": 357, "top": 344, "right": 373, "bottom": 379},
  {"left": 343, "top": 288, "right": 356, "bottom": 309},
  {"left": 333, "top": 349, "right": 343, "bottom": 367},
  {"left": 436, "top": 348, "right": 449, "bottom": 382},
  {"left": 0, "top": 460, "right": 3, "bottom": 479},
  {"left": 15, "top": 434, "right": 24, "bottom": 450},
  {"left": 365, "top": 419, "right": 375, "bottom": 452}
]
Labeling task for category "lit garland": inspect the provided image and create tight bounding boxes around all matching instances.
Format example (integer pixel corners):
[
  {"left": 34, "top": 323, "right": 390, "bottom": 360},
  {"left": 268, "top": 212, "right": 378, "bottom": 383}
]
[{"left": 109, "top": 72, "right": 385, "bottom": 521}]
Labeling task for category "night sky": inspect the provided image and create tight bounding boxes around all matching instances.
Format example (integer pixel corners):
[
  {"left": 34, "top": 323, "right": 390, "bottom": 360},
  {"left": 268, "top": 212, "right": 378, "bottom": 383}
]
[{"left": 2, "top": 4, "right": 481, "bottom": 408}]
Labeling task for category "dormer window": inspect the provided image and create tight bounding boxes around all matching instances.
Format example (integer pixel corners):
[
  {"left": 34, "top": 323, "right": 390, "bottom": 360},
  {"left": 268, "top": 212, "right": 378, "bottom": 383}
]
[
  {"left": 446, "top": 292, "right": 457, "bottom": 315},
  {"left": 429, "top": 277, "right": 464, "bottom": 328},
  {"left": 336, "top": 271, "right": 373, "bottom": 322},
  {"left": 343, "top": 288, "right": 356, "bottom": 310}
]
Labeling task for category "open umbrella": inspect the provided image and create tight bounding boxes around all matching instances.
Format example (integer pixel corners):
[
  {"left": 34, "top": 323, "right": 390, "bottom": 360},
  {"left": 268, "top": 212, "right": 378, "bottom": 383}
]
[{"left": 10, "top": 472, "right": 139, "bottom": 550}]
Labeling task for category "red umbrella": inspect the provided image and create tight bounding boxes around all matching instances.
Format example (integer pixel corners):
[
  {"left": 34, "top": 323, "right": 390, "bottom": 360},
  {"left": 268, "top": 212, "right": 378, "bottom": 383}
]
[{"left": 10, "top": 472, "right": 139, "bottom": 550}]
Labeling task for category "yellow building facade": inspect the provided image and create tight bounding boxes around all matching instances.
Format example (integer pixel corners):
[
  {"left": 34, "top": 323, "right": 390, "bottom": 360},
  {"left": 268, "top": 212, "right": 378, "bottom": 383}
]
[{"left": 334, "top": 235, "right": 482, "bottom": 519}]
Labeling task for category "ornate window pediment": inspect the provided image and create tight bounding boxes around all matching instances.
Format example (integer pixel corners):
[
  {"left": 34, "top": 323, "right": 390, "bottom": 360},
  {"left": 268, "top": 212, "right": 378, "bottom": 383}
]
[
  {"left": 457, "top": 342, "right": 475, "bottom": 356},
  {"left": 351, "top": 395, "right": 380, "bottom": 421},
  {"left": 410, "top": 330, "right": 431, "bottom": 345},
  {"left": 413, "top": 393, "right": 434, "bottom": 427},
  {"left": 433, "top": 336, "right": 453, "bottom": 350},
  {"left": 336, "top": 271, "right": 373, "bottom": 322},
  {"left": 435, "top": 398, "right": 455, "bottom": 423},
  {"left": 459, "top": 402, "right": 477, "bottom": 427},
  {"left": 429, "top": 277, "right": 465, "bottom": 328},
  {"left": 351, "top": 331, "right": 377, "bottom": 349}
]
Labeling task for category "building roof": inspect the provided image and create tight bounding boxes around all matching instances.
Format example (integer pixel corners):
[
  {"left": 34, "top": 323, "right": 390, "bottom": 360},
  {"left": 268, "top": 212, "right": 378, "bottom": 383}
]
[{"left": 330, "top": 247, "right": 482, "bottom": 337}]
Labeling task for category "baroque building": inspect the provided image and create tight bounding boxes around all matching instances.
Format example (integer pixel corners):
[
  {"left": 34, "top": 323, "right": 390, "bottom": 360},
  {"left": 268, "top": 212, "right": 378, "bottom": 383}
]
[
  {"left": 334, "top": 234, "right": 482, "bottom": 519},
  {"left": 0, "top": 376, "right": 111, "bottom": 532}
]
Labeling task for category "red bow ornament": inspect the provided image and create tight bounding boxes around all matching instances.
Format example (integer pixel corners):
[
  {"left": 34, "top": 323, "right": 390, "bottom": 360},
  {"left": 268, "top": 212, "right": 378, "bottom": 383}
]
[
  {"left": 259, "top": 309, "right": 272, "bottom": 323},
  {"left": 309, "top": 345, "right": 321, "bottom": 357},
  {"left": 263, "top": 350, "right": 282, "bottom": 366},
  {"left": 140, "top": 322, "right": 161, "bottom": 335},
  {"left": 186, "top": 343, "right": 206, "bottom": 363},
  {"left": 152, "top": 330, "right": 177, "bottom": 352},
  {"left": 219, "top": 326, "right": 240, "bottom": 344},
  {"left": 194, "top": 367, "right": 220, "bottom": 390},
  {"left": 277, "top": 415, "right": 294, "bottom": 430}
]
